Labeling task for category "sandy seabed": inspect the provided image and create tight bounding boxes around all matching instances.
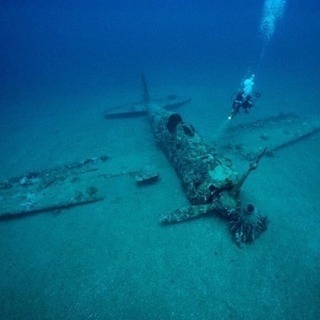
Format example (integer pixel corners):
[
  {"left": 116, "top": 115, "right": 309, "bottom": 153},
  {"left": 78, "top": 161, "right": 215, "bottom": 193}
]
[{"left": 0, "top": 81, "right": 319, "bottom": 320}]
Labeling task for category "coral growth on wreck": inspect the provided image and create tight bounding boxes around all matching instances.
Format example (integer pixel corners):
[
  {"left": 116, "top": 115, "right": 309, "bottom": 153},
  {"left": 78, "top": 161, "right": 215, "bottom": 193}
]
[{"left": 230, "top": 205, "right": 269, "bottom": 246}]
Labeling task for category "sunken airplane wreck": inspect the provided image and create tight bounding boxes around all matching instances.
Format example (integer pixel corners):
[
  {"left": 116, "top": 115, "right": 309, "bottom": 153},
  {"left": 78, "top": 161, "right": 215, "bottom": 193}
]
[
  {"left": 106, "top": 74, "right": 269, "bottom": 246},
  {"left": 104, "top": 75, "right": 191, "bottom": 119},
  {"left": 2, "top": 77, "right": 318, "bottom": 247}
]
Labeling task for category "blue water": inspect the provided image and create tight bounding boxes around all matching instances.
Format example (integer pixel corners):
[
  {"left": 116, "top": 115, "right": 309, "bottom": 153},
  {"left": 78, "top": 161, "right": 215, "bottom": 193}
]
[
  {"left": 1, "top": 1, "right": 320, "bottom": 319},
  {"left": 1, "top": 1, "right": 318, "bottom": 108}
]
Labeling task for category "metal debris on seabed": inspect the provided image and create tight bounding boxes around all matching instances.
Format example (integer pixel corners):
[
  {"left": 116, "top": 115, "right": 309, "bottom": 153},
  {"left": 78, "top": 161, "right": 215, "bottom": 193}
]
[{"left": 135, "top": 167, "right": 159, "bottom": 185}]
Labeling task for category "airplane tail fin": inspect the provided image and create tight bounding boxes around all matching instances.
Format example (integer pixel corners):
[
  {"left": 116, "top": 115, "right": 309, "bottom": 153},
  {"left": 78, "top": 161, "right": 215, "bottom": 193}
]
[{"left": 141, "top": 73, "right": 150, "bottom": 105}]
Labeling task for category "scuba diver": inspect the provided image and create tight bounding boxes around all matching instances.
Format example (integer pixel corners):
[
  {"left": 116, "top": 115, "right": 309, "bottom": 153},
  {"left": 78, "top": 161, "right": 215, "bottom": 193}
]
[{"left": 228, "top": 74, "right": 261, "bottom": 120}]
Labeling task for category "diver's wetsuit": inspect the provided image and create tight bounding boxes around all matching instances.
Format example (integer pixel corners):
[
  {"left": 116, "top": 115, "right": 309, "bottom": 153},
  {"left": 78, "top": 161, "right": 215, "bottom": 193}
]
[{"left": 230, "top": 91, "right": 254, "bottom": 119}]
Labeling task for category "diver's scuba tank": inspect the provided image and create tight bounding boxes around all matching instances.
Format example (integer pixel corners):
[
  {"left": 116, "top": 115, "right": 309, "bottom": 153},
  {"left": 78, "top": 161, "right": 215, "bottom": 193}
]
[{"left": 228, "top": 74, "right": 256, "bottom": 120}]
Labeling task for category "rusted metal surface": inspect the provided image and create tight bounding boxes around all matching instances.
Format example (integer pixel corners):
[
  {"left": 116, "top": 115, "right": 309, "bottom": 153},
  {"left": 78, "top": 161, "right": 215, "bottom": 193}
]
[{"left": 149, "top": 107, "right": 268, "bottom": 246}]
